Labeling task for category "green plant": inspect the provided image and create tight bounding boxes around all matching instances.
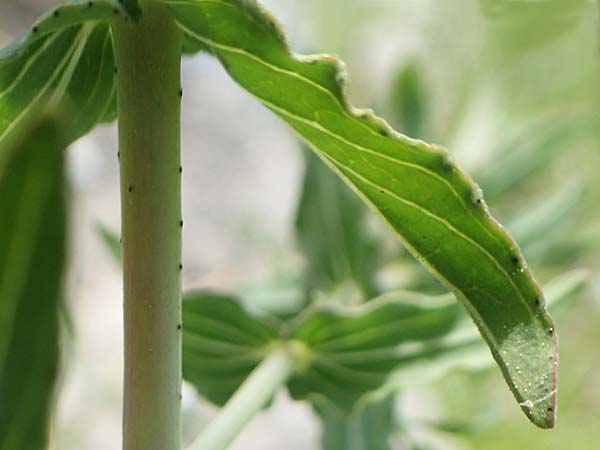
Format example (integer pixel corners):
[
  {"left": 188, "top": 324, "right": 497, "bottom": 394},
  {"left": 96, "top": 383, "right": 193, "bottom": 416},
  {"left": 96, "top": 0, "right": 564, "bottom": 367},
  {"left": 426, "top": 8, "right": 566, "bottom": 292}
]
[{"left": 0, "top": 1, "right": 592, "bottom": 449}]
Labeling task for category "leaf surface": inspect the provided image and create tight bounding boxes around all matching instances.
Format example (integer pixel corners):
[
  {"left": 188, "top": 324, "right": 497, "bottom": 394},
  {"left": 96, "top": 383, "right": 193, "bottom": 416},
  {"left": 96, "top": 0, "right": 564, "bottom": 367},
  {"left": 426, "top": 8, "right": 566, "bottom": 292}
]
[
  {"left": 0, "top": 0, "right": 129, "bottom": 160},
  {"left": 0, "top": 117, "right": 67, "bottom": 450},
  {"left": 295, "top": 147, "right": 380, "bottom": 301},
  {"left": 287, "top": 292, "right": 459, "bottom": 408},
  {"left": 164, "top": 0, "right": 558, "bottom": 427},
  {"left": 182, "top": 291, "right": 278, "bottom": 405}
]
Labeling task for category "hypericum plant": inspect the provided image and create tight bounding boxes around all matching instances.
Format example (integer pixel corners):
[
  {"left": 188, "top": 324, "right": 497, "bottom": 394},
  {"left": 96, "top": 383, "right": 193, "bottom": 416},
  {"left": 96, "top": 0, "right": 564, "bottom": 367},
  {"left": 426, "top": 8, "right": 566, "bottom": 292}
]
[{"left": 0, "top": 1, "right": 580, "bottom": 449}]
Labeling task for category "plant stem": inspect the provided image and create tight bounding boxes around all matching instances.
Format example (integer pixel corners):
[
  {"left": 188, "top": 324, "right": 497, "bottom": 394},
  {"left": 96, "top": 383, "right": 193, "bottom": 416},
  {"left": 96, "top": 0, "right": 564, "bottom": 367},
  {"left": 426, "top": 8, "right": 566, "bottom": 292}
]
[
  {"left": 111, "top": 3, "right": 183, "bottom": 450},
  {"left": 187, "top": 345, "right": 296, "bottom": 450}
]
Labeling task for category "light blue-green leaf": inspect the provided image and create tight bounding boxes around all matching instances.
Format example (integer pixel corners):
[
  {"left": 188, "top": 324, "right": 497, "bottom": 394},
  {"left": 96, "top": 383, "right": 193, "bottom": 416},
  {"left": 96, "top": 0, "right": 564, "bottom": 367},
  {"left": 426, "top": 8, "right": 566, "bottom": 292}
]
[
  {"left": 164, "top": 0, "right": 558, "bottom": 427},
  {"left": 181, "top": 272, "right": 584, "bottom": 427},
  {"left": 378, "top": 270, "right": 588, "bottom": 393},
  {"left": 287, "top": 291, "right": 460, "bottom": 409},
  {"left": 0, "top": 117, "right": 67, "bottom": 450},
  {"left": 182, "top": 291, "right": 279, "bottom": 406}
]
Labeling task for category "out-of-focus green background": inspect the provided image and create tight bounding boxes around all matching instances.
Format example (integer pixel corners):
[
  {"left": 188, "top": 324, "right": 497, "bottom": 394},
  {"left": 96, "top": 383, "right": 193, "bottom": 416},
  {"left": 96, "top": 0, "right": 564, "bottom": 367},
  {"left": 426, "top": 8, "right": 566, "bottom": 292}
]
[{"left": 2, "top": 1, "right": 599, "bottom": 449}]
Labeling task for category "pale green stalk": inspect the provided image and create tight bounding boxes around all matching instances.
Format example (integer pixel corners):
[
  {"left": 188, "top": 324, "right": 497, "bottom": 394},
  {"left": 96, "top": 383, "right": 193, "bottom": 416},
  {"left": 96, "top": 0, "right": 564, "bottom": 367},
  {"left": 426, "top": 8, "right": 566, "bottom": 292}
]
[
  {"left": 111, "top": 2, "right": 183, "bottom": 449},
  {"left": 187, "top": 345, "right": 296, "bottom": 450}
]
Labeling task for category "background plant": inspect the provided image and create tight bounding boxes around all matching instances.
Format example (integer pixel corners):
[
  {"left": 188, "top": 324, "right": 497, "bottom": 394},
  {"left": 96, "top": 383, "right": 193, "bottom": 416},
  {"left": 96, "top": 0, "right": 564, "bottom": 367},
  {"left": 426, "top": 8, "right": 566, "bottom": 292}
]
[{"left": 1, "top": 0, "right": 600, "bottom": 450}]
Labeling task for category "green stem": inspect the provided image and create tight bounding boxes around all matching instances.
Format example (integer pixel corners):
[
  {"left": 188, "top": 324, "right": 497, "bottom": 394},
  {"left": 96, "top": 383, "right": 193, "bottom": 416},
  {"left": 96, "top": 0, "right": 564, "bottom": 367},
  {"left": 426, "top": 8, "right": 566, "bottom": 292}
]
[
  {"left": 111, "top": 3, "right": 183, "bottom": 450},
  {"left": 187, "top": 345, "right": 295, "bottom": 450}
]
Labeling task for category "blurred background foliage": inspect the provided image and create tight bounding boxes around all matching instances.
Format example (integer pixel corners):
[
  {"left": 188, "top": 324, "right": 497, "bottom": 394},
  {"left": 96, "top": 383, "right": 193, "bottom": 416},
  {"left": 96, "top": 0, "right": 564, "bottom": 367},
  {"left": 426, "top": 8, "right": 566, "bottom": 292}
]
[
  {"left": 281, "top": 1, "right": 600, "bottom": 448},
  {"left": 2, "top": 0, "right": 600, "bottom": 449}
]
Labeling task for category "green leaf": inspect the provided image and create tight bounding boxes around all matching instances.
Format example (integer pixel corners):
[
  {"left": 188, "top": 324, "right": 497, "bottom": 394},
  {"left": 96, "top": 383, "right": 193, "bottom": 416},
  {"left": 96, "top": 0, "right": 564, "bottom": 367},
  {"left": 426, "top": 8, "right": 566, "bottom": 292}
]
[
  {"left": 164, "top": 0, "right": 558, "bottom": 428},
  {"left": 0, "top": 1, "right": 129, "bottom": 154},
  {"left": 295, "top": 147, "right": 381, "bottom": 301},
  {"left": 0, "top": 117, "right": 67, "bottom": 450},
  {"left": 389, "top": 61, "right": 427, "bottom": 139},
  {"left": 182, "top": 291, "right": 279, "bottom": 406},
  {"left": 315, "top": 397, "right": 394, "bottom": 450},
  {"left": 181, "top": 289, "right": 459, "bottom": 412},
  {"left": 287, "top": 291, "right": 460, "bottom": 409}
]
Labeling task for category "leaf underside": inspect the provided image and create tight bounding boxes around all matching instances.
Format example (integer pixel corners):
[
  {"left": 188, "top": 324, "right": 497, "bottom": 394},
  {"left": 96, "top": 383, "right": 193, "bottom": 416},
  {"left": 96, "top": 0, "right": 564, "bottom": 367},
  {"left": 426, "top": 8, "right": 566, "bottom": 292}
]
[
  {"left": 0, "top": 118, "right": 66, "bottom": 450},
  {"left": 164, "top": 0, "right": 558, "bottom": 427}
]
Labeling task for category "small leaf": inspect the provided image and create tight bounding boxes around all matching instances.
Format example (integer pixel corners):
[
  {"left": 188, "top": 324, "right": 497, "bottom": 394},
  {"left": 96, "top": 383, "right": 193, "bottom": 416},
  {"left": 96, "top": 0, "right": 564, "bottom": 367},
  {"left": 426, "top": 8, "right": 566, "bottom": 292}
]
[
  {"left": 0, "top": 117, "right": 67, "bottom": 450},
  {"left": 95, "top": 222, "right": 122, "bottom": 264},
  {"left": 295, "top": 147, "right": 381, "bottom": 301},
  {"left": 315, "top": 397, "right": 394, "bottom": 450},
  {"left": 181, "top": 272, "right": 584, "bottom": 425},
  {"left": 389, "top": 61, "right": 427, "bottom": 138},
  {"left": 182, "top": 291, "right": 279, "bottom": 405},
  {"left": 164, "top": 0, "right": 559, "bottom": 427}
]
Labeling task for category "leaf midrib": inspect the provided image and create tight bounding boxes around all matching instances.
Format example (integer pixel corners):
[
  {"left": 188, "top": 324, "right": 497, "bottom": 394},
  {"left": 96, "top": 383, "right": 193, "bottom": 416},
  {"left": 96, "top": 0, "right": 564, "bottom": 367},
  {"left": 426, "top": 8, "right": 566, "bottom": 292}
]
[{"left": 173, "top": 19, "right": 534, "bottom": 320}]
